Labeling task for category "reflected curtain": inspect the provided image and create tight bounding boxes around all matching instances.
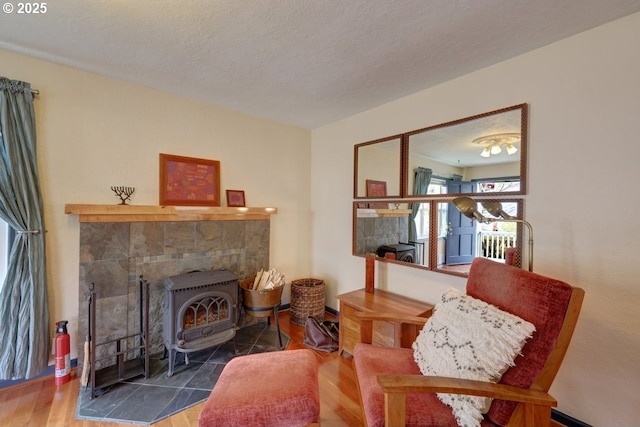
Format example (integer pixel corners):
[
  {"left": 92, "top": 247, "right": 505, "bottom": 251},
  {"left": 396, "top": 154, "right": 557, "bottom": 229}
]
[
  {"left": 0, "top": 77, "right": 49, "bottom": 379},
  {"left": 409, "top": 167, "right": 432, "bottom": 242}
]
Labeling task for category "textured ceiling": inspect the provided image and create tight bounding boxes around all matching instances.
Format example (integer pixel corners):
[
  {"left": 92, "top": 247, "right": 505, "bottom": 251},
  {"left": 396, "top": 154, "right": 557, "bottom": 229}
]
[{"left": 1, "top": 0, "right": 640, "bottom": 129}]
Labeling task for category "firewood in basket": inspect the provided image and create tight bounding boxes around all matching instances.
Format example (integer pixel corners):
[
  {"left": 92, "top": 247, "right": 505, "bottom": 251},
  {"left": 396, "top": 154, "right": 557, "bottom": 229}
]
[
  {"left": 252, "top": 270, "right": 263, "bottom": 290},
  {"left": 257, "top": 272, "right": 271, "bottom": 291}
]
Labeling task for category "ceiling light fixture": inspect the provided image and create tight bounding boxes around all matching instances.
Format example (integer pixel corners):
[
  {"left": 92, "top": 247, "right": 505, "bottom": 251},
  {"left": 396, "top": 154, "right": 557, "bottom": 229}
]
[{"left": 472, "top": 133, "right": 520, "bottom": 158}]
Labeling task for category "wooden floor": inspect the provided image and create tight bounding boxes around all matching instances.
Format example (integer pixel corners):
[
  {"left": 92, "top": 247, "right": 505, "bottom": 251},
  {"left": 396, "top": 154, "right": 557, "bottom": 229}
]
[{"left": 0, "top": 311, "right": 364, "bottom": 427}]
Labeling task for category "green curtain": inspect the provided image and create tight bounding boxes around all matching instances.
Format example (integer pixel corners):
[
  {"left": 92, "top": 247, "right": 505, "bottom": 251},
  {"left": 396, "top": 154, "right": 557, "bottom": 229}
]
[
  {"left": 409, "top": 167, "right": 432, "bottom": 242},
  {"left": 0, "top": 77, "right": 49, "bottom": 380}
]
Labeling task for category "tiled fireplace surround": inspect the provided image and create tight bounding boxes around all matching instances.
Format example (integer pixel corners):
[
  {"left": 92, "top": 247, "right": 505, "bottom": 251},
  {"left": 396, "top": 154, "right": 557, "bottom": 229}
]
[{"left": 77, "top": 218, "right": 271, "bottom": 363}]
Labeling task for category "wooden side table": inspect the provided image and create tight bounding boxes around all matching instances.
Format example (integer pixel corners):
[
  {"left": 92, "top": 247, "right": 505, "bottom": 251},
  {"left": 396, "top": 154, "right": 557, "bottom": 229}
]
[{"left": 336, "top": 288, "right": 433, "bottom": 356}]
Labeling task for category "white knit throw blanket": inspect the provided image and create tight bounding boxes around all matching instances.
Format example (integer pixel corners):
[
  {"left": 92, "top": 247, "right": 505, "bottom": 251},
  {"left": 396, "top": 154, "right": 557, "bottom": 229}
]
[{"left": 413, "top": 288, "right": 536, "bottom": 427}]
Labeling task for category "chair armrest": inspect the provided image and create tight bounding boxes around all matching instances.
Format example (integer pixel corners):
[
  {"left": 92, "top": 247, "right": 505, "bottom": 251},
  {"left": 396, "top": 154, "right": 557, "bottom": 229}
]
[
  {"left": 377, "top": 375, "right": 556, "bottom": 406},
  {"left": 377, "top": 374, "right": 557, "bottom": 427},
  {"left": 355, "top": 312, "right": 429, "bottom": 347}
]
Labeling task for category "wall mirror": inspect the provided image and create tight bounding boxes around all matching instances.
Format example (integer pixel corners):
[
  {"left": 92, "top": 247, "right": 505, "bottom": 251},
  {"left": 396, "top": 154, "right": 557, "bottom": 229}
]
[
  {"left": 353, "top": 104, "right": 527, "bottom": 200},
  {"left": 352, "top": 103, "right": 528, "bottom": 277},
  {"left": 354, "top": 135, "right": 403, "bottom": 199},
  {"left": 406, "top": 104, "right": 527, "bottom": 197},
  {"left": 353, "top": 198, "right": 523, "bottom": 277}
]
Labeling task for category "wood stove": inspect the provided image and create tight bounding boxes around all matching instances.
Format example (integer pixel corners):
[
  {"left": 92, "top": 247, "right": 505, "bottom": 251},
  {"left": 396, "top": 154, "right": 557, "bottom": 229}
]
[
  {"left": 376, "top": 243, "right": 416, "bottom": 263},
  {"left": 163, "top": 269, "right": 239, "bottom": 376}
]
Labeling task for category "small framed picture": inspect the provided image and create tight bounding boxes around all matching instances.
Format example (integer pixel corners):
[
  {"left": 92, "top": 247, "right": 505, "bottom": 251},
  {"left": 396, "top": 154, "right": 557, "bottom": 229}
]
[{"left": 226, "top": 190, "right": 246, "bottom": 207}]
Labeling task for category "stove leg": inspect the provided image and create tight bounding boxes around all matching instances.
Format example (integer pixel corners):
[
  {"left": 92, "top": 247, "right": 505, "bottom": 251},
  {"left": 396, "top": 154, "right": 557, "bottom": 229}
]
[
  {"left": 166, "top": 348, "right": 176, "bottom": 377},
  {"left": 273, "top": 306, "right": 283, "bottom": 349}
]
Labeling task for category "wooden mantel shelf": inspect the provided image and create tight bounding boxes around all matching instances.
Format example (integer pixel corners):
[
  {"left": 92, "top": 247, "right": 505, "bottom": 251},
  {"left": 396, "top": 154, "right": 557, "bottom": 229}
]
[
  {"left": 65, "top": 204, "right": 278, "bottom": 223},
  {"left": 357, "top": 208, "right": 412, "bottom": 218}
]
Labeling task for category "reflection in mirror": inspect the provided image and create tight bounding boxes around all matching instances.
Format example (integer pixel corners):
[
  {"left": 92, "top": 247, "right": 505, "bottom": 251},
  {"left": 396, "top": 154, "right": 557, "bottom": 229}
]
[
  {"left": 353, "top": 202, "right": 426, "bottom": 264},
  {"left": 353, "top": 198, "right": 524, "bottom": 278},
  {"left": 453, "top": 197, "right": 534, "bottom": 271},
  {"left": 436, "top": 199, "right": 523, "bottom": 276},
  {"left": 354, "top": 136, "right": 402, "bottom": 198},
  {"left": 407, "top": 104, "right": 527, "bottom": 197}
]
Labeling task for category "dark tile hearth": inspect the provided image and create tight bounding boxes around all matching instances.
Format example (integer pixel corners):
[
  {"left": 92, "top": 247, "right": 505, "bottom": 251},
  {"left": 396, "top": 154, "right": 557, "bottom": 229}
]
[{"left": 75, "top": 322, "right": 289, "bottom": 425}]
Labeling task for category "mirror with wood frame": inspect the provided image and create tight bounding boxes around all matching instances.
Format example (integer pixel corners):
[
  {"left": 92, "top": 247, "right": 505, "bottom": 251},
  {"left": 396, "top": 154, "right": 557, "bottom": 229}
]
[
  {"left": 354, "top": 135, "right": 403, "bottom": 199},
  {"left": 353, "top": 103, "right": 527, "bottom": 201},
  {"left": 407, "top": 104, "right": 527, "bottom": 198},
  {"left": 352, "top": 103, "right": 528, "bottom": 277}
]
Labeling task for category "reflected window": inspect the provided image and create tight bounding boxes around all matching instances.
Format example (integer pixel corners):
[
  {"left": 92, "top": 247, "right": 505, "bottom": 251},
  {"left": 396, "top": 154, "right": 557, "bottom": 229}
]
[
  {"left": 478, "top": 180, "right": 520, "bottom": 193},
  {"left": 414, "top": 203, "right": 448, "bottom": 238},
  {"left": 428, "top": 178, "right": 448, "bottom": 195},
  {"left": 415, "top": 204, "right": 429, "bottom": 239},
  {"left": 477, "top": 202, "right": 518, "bottom": 262},
  {"left": 437, "top": 204, "right": 449, "bottom": 238},
  {"left": 415, "top": 179, "right": 448, "bottom": 239}
]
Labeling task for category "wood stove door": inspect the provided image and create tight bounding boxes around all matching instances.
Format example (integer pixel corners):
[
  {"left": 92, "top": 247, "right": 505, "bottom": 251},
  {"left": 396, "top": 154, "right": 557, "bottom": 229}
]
[{"left": 176, "top": 291, "right": 236, "bottom": 344}]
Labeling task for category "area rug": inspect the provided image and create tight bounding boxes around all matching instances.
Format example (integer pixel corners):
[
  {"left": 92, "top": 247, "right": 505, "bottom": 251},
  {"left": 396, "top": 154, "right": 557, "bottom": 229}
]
[{"left": 76, "top": 321, "right": 289, "bottom": 425}]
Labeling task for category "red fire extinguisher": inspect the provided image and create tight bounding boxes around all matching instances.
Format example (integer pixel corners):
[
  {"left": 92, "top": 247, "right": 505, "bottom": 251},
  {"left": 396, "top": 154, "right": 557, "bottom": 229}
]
[{"left": 54, "top": 320, "right": 71, "bottom": 386}]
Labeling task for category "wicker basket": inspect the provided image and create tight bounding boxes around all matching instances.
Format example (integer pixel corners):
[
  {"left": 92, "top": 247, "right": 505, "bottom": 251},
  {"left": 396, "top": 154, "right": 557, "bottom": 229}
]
[{"left": 290, "top": 278, "right": 325, "bottom": 326}]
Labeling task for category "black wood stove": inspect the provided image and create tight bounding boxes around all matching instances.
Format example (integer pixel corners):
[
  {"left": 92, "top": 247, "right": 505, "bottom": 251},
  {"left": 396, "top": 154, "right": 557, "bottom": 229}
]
[{"left": 163, "top": 269, "right": 239, "bottom": 376}]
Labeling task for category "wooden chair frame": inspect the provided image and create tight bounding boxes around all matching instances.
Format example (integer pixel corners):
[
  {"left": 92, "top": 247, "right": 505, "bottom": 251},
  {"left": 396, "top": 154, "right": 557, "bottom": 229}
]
[{"left": 354, "top": 286, "right": 584, "bottom": 427}]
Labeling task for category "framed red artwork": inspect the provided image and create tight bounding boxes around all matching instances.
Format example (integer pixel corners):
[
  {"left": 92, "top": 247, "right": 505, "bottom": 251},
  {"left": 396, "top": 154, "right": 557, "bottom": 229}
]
[
  {"left": 366, "top": 179, "right": 388, "bottom": 209},
  {"left": 226, "top": 190, "right": 246, "bottom": 207},
  {"left": 159, "top": 153, "right": 221, "bottom": 206},
  {"left": 366, "top": 179, "right": 387, "bottom": 197}
]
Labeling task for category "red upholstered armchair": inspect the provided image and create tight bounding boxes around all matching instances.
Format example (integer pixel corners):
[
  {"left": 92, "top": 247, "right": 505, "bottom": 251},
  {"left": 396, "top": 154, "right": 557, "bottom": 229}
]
[{"left": 353, "top": 258, "right": 584, "bottom": 427}]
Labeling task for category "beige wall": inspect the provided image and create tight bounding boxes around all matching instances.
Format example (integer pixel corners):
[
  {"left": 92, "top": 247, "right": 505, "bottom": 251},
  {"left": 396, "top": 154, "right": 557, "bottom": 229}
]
[
  {"left": 311, "top": 12, "right": 640, "bottom": 427},
  {"left": 1, "top": 49, "right": 312, "bottom": 361}
]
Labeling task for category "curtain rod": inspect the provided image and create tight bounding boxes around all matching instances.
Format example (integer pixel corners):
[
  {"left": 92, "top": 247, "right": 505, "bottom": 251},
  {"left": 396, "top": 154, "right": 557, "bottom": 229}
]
[{"left": 31, "top": 89, "right": 39, "bottom": 96}]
